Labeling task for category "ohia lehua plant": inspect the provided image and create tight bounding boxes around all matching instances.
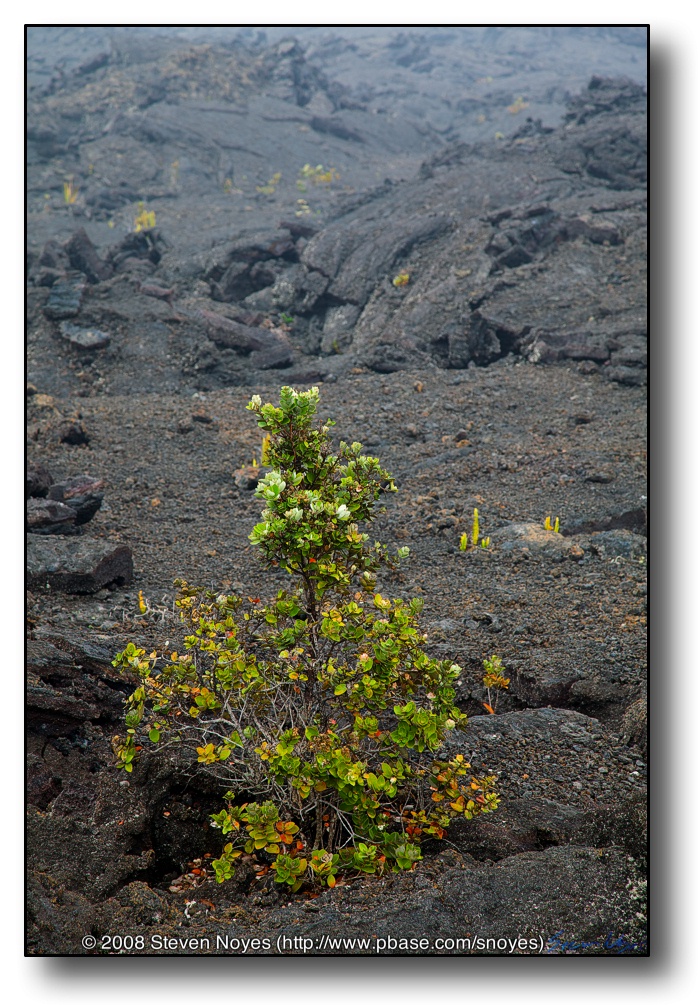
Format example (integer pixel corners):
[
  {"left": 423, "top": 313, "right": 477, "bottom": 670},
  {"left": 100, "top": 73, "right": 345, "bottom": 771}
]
[{"left": 112, "top": 387, "right": 499, "bottom": 889}]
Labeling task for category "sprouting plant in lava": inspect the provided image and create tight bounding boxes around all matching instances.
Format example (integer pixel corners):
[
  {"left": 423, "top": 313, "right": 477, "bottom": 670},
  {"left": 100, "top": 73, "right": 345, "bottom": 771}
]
[
  {"left": 297, "top": 164, "right": 340, "bottom": 191},
  {"left": 459, "top": 509, "right": 491, "bottom": 552},
  {"left": 63, "top": 178, "right": 78, "bottom": 205},
  {"left": 481, "top": 655, "right": 510, "bottom": 714},
  {"left": 134, "top": 203, "right": 156, "bottom": 232}
]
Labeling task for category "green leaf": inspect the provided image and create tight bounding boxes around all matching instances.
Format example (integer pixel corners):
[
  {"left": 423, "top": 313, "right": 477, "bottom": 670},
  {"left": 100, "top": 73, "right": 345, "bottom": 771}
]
[
  {"left": 148, "top": 728, "right": 161, "bottom": 743},
  {"left": 334, "top": 683, "right": 347, "bottom": 695}
]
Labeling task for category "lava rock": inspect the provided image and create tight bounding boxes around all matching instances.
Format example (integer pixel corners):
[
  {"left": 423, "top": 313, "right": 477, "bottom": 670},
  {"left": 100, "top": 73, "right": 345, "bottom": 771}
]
[
  {"left": 59, "top": 322, "right": 111, "bottom": 350},
  {"left": 26, "top": 498, "right": 77, "bottom": 534},
  {"left": 27, "top": 536, "right": 133, "bottom": 592},
  {"left": 47, "top": 475, "right": 105, "bottom": 524},
  {"left": 491, "top": 522, "right": 577, "bottom": 559},
  {"left": 43, "top": 272, "right": 86, "bottom": 319},
  {"left": 107, "top": 229, "right": 166, "bottom": 270},
  {"left": 57, "top": 421, "right": 90, "bottom": 445},
  {"left": 139, "top": 282, "right": 174, "bottom": 302},
  {"left": 606, "top": 365, "right": 646, "bottom": 386},
  {"left": 563, "top": 215, "right": 622, "bottom": 245},
  {"left": 64, "top": 227, "right": 113, "bottom": 283},
  {"left": 587, "top": 530, "right": 646, "bottom": 559},
  {"left": 197, "top": 309, "right": 280, "bottom": 352},
  {"left": 27, "top": 461, "right": 54, "bottom": 499},
  {"left": 38, "top": 239, "right": 70, "bottom": 271}
]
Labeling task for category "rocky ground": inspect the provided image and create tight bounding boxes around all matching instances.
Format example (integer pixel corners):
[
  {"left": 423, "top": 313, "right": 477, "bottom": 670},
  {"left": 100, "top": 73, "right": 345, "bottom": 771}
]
[{"left": 26, "top": 27, "right": 647, "bottom": 956}]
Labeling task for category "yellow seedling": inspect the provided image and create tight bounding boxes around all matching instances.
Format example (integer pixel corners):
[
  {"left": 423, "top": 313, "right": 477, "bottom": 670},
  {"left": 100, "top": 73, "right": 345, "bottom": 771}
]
[
  {"left": 63, "top": 179, "right": 78, "bottom": 205},
  {"left": 297, "top": 164, "right": 340, "bottom": 189},
  {"left": 138, "top": 591, "right": 148, "bottom": 615},
  {"left": 256, "top": 172, "right": 282, "bottom": 195},
  {"left": 392, "top": 272, "right": 410, "bottom": 287},
  {"left": 482, "top": 654, "right": 510, "bottom": 714},
  {"left": 507, "top": 96, "right": 529, "bottom": 115},
  {"left": 460, "top": 509, "right": 490, "bottom": 552},
  {"left": 544, "top": 515, "right": 560, "bottom": 533},
  {"left": 134, "top": 203, "right": 156, "bottom": 232}
]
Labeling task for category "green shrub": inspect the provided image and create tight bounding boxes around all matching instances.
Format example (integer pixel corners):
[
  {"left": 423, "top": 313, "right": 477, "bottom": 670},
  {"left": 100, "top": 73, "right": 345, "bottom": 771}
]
[{"left": 112, "top": 386, "right": 498, "bottom": 889}]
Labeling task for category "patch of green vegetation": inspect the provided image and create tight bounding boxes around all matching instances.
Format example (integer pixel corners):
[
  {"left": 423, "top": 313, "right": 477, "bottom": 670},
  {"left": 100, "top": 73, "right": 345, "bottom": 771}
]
[{"left": 113, "top": 387, "right": 498, "bottom": 889}]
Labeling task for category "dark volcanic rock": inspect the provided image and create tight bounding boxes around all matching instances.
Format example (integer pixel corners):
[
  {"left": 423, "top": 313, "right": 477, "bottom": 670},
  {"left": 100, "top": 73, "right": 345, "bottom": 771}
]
[
  {"left": 197, "top": 310, "right": 294, "bottom": 368},
  {"left": 447, "top": 792, "right": 645, "bottom": 863},
  {"left": 27, "top": 536, "right": 133, "bottom": 592},
  {"left": 27, "top": 753, "right": 63, "bottom": 809},
  {"left": 197, "top": 310, "right": 273, "bottom": 351},
  {"left": 27, "top": 461, "right": 54, "bottom": 498},
  {"left": 59, "top": 322, "right": 111, "bottom": 350},
  {"left": 57, "top": 420, "right": 90, "bottom": 445},
  {"left": 27, "top": 632, "right": 129, "bottom": 735},
  {"left": 555, "top": 76, "right": 647, "bottom": 190},
  {"left": 490, "top": 522, "right": 576, "bottom": 559},
  {"left": 26, "top": 498, "right": 77, "bottom": 534},
  {"left": 107, "top": 230, "right": 167, "bottom": 270},
  {"left": 64, "top": 227, "right": 113, "bottom": 283},
  {"left": 38, "top": 239, "right": 70, "bottom": 272},
  {"left": 43, "top": 272, "right": 86, "bottom": 319},
  {"left": 47, "top": 475, "right": 105, "bottom": 524},
  {"left": 301, "top": 211, "right": 452, "bottom": 308}
]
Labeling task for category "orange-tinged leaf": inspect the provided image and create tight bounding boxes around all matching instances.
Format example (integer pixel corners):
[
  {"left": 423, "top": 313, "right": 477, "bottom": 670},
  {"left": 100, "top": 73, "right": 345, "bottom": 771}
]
[
  {"left": 482, "top": 702, "right": 495, "bottom": 715},
  {"left": 327, "top": 874, "right": 336, "bottom": 888}
]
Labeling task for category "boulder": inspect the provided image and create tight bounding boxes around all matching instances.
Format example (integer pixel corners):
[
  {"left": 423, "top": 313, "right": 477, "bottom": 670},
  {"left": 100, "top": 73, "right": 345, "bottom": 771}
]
[
  {"left": 47, "top": 475, "right": 105, "bottom": 524},
  {"left": 26, "top": 498, "right": 77, "bottom": 534},
  {"left": 59, "top": 322, "right": 111, "bottom": 350},
  {"left": 490, "top": 522, "right": 576, "bottom": 559},
  {"left": 27, "top": 536, "right": 133, "bottom": 592},
  {"left": 64, "top": 227, "right": 113, "bottom": 283}
]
